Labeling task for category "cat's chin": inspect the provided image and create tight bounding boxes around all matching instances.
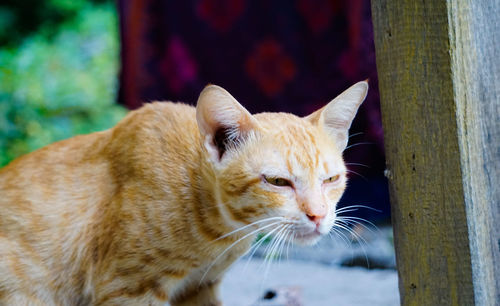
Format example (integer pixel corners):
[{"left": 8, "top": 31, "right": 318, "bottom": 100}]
[{"left": 293, "top": 231, "right": 323, "bottom": 246}]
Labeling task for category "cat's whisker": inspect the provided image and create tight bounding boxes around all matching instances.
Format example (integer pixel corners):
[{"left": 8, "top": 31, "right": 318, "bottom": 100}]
[
  {"left": 262, "top": 226, "right": 286, "bottom": 264},
  {"left": 346, "top": 169, "right": 367, "bottom": 180},
  {"left": 336, "top": 216, "right": 381, "bottom": 235},
  {"left": 338, "top": 219, "right": 375, "bottom": 237},
  {"left": 277, "top": 226, "right": 291, "bottom": 256},
  {"left": 337, "top": 215, "right": 377, "bottom": 225},
  {"left": 273, "top": 227, "right": 286, "bottom": 271},
  {"left": 345, "top": 162, "right": 371, "bottom": 168},
  {"left": 333, "top": 222, "right": 368, "bottom": 250},
  {"left": 334, "top": 220, "right": 362, "bottom": 237},
  {"left": 335, "top": 208, "right": 359, "bottom": 214},
  {"left": 213, "top": 223, "right": 285, "bottom": 284},
  {"left": 215, "top": 216, "right": 285, "bottom": 241},
  {"left": 285, "top": 229, "right": 295, "bottom": 261},
  {"left": 329, "top": 227, "right": 358, "bottom": 265},
  {"left": 255, "top": 225, "right": 283, "bottom": 292},
  {"left": 242, "top": 224, "right": 283, "bottom": 273},
  {"left": 274, "top": 225, "right": 290, "bottom": 268},
  {"left": 279, "top": 226, "right": 292, "bottom": 265},
  {"left": 335, "top": 204, "right": 381, "bottom": 214},
  {"left": 265, "top": 227, "right": 284, "bottom": 263},
  {"left": 333, "top": 221, "right": 371, "bottom": 268},
  {"left": 345, "top": 141, "right": 374, "bottom": 150},
  {"left": 348, "top": 131, "right": 364, "bottom": 139},
  {"left": 200, "top": 221, "right": 283, "bottom": 284},
  {"left": 329, "top": 227, "right": 351, "bottom": 248},
  {"left": 263, "top": 225, "right": 287, "bottom": 262},
  {"left": 261, "top": 225, "right": 289, "bottom": 286}
]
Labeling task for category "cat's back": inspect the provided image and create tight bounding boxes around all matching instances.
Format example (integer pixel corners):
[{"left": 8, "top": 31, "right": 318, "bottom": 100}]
[
  {"left": 0, "top": 101, "right": 198, "bottom": 199},
  {"left": 119, "top": 101, "right": 199, "bottom": 152},
  {"left": 0, "top": 121, "right": 114, "bottom": 210}
]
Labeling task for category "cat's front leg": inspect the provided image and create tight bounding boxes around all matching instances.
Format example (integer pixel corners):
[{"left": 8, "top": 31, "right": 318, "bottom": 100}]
[{"left": 170, "top": 279, "right": 222, "bottom": 306}]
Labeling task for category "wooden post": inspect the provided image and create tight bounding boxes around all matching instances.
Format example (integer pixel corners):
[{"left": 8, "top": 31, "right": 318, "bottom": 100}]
[{"left": 371, "top": 1, "right": 499, "bottom": 305}]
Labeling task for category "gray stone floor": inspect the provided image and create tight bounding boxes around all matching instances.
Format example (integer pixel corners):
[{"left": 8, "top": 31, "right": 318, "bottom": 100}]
[
  {"left": 221, "top": 259, "right": 399, "bottom": 306},
  {"left": 220, "top": 226, "right": 399, "bottom": 306}
]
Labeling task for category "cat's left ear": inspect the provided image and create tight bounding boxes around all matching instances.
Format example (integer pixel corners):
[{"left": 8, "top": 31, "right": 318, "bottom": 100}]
[
  {"left": 305, "top": 81, "right": 368, "bottom": 151},
  {"left": 196, "top": 85, "right": 259, "bottom": 163}
]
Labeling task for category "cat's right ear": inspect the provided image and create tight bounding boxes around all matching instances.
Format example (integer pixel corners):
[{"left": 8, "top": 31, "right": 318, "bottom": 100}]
[{"left": 196, "top": 85, "right": 258, "bottom": 164}]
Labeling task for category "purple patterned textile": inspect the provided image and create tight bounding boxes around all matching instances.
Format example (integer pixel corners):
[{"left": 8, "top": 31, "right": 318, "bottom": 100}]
[{"left": 117, "top": 0, "right": 390, "bottom": 222}]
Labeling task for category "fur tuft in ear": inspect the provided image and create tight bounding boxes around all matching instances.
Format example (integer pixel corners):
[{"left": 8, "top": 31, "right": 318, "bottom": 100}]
[
  {"left": 305, "top": 81, "right": 368, "bottom": 151},
  {"left": 196, "top": 85, "right": 258, "bottom": 163}
]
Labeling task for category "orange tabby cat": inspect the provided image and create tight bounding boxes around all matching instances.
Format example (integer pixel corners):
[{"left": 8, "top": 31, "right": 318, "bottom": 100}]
[{"left": 0, "top": 81, "right": 368, "bottom": 305}]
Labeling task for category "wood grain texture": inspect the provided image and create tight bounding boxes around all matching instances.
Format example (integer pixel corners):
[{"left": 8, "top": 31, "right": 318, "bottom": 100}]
[
  {"left": 371, "top": 0, "right": 499, "bottom": 305},
  {"left": 448, "top": 1, "right": 500, "bottom": 304}
]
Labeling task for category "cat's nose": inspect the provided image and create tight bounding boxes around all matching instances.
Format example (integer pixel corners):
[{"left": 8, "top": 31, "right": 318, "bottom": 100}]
[
  {"left": 306, "top": 212, "right": 325, "bottom": 227},
  {"left": 298, "top": 191, "right": 327, "bottom": 227}
]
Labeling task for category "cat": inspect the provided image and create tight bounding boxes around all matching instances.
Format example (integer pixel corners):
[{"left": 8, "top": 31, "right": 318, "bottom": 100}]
[{"left": 0, "top": 81, "right": 368, "bottom": 306}]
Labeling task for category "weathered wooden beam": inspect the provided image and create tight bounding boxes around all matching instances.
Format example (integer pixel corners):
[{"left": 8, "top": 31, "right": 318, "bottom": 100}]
[{"left": 371, "top": 0, "right": 499, "bottom": 305}]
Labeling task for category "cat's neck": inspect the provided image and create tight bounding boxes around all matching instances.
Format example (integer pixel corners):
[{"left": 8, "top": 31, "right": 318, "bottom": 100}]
[{"left": 94, "top": 124, "right": 247, "bottom": 276}]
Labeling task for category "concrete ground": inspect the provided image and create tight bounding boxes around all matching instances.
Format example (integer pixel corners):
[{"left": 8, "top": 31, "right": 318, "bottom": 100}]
[
  {"left": 220, "top": 226, "right": 399, "bottom": 306},
  {"left": 221, "top": 259, "right": 399, "bottom": 306}
]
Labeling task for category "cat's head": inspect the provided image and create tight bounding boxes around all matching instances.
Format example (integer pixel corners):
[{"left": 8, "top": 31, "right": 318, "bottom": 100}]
[{"left": 196, "top": 82, "right": 368, "bottom": 246}]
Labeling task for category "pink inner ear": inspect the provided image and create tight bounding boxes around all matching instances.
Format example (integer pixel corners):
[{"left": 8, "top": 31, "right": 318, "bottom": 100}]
[{"left": 213, "top": 126, "right": 236, "bottom": 159}]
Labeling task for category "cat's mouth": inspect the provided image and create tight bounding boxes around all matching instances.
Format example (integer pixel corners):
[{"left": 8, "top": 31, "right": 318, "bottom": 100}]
[{"left": 293, "top": 229, "right": 322, "bottom": 245}]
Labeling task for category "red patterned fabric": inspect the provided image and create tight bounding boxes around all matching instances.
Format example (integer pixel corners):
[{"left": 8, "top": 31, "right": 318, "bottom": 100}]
[
  {"left": 197, "top": 0, "right": 246, "bottom": 32},
  {"left": 245, "top": 39, "right": 297, "bottom": 97}
]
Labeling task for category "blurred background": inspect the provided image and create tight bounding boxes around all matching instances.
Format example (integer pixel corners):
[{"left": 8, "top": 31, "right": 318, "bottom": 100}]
[
  {"left": 0, "top": 0, "right": 398, "bottom": 304},
  {"left": 0, "top": 0, "right": 126, "bottom": 167}
]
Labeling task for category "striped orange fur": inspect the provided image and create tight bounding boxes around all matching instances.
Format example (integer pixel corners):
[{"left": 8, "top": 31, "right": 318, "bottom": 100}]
[{"left": 0, "top": 82, "right": 368, "bottom": 305}]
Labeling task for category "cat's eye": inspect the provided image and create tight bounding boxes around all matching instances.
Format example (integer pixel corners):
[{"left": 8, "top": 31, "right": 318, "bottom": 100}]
[
  {"left": 323, "top": 174, "right": 341, "bottom": 184},
  {"left": 264, "top": 176, "right": 292, "bottom": 187}
]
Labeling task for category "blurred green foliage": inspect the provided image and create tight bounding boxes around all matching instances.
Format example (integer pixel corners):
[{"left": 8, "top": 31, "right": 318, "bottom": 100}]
[
  {"left": 0, "top": 0, "right": 111, "bottom": 47},
  {"left": 0, "top": 2, "right": 127, "bottom": 167}
]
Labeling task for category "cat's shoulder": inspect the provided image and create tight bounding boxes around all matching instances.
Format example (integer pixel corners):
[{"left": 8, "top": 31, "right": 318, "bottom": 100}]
[{"left": 112, "top": 101, "right": 196, "bottom": 133}]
